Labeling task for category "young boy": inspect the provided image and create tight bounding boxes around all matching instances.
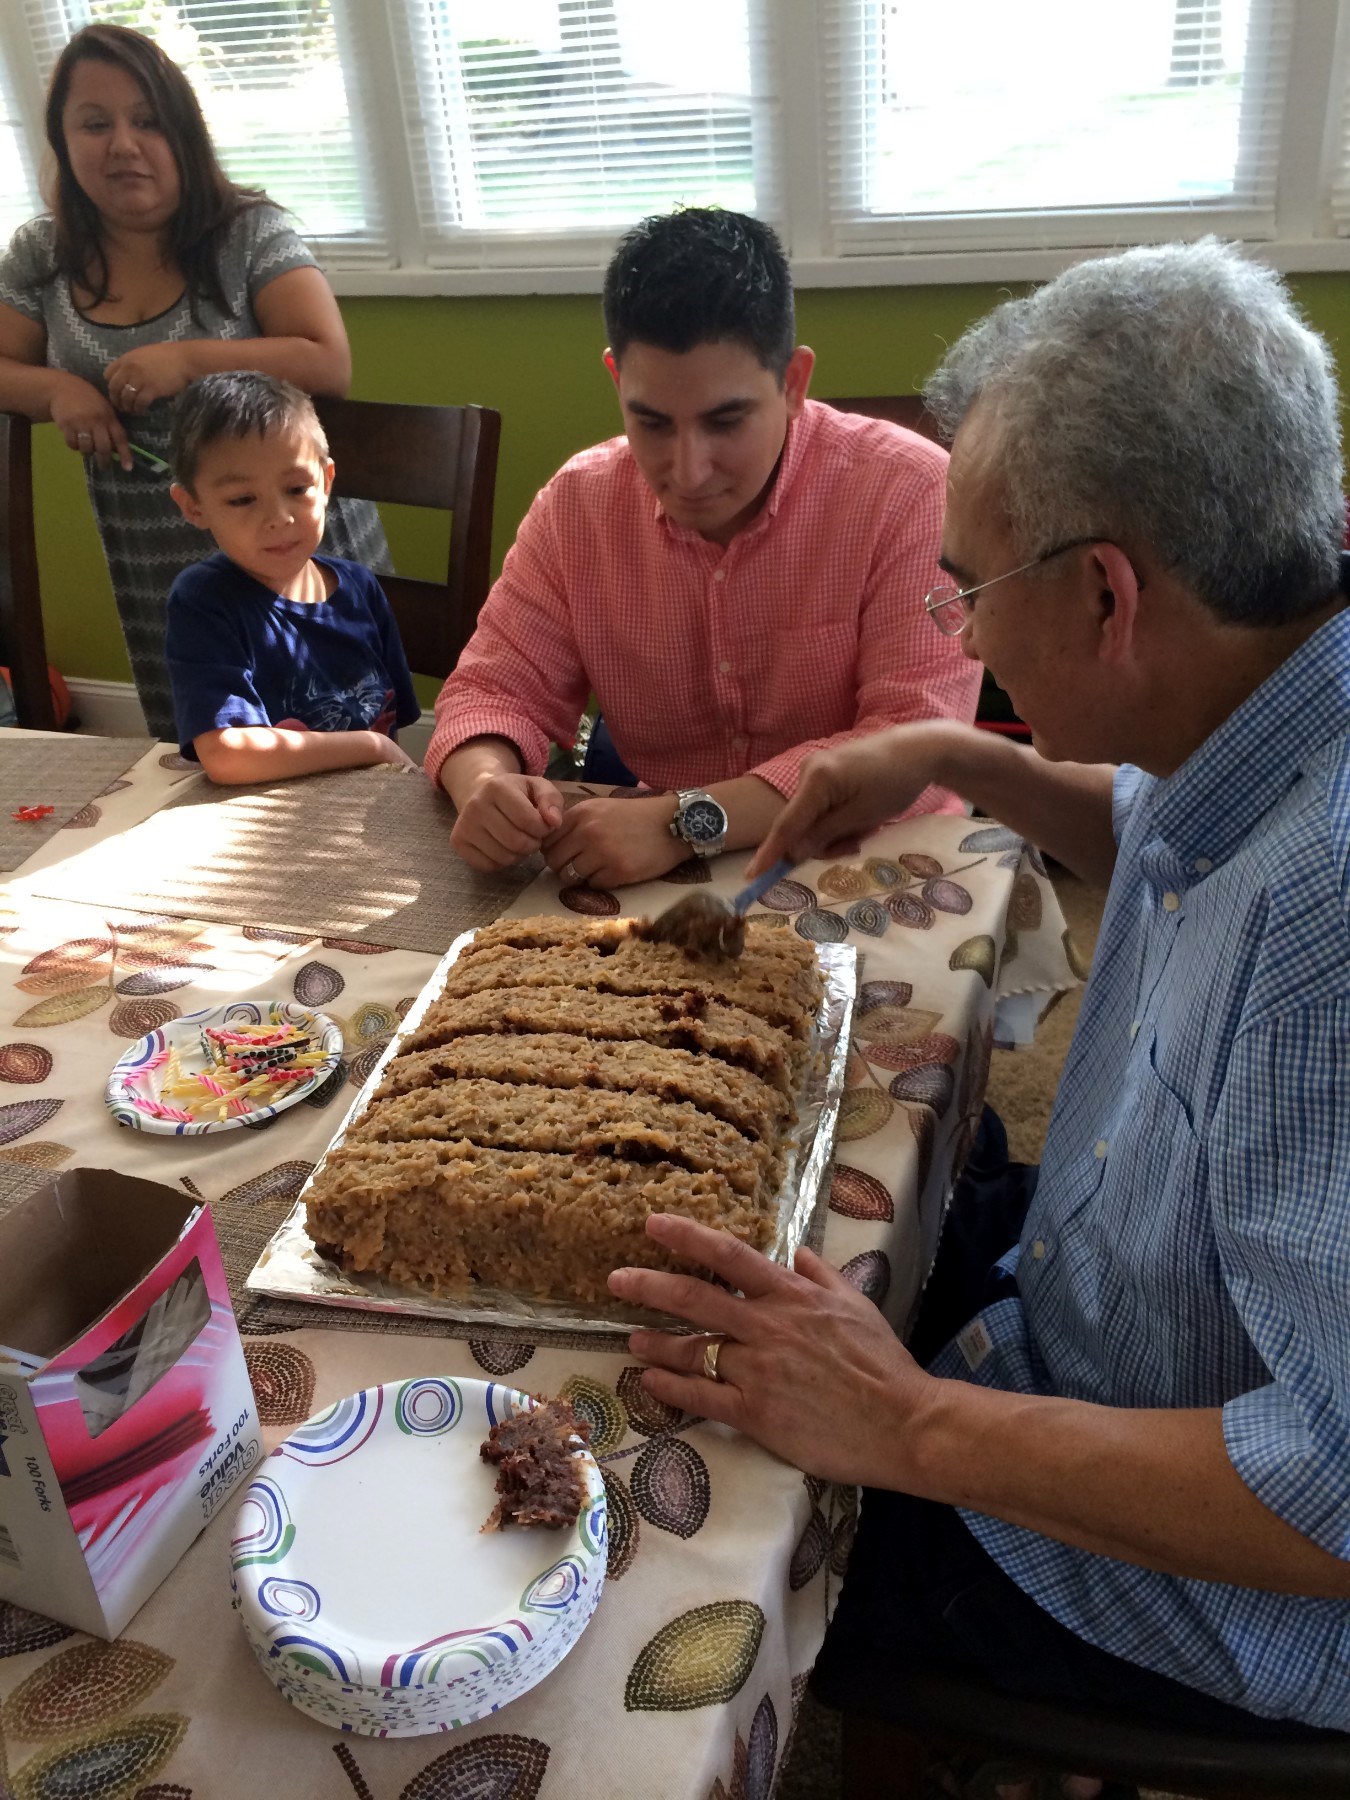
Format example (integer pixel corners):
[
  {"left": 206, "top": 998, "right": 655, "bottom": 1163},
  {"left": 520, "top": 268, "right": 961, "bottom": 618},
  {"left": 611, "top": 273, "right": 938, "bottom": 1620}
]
[{"left": 165, "top": 371, "right": 420, "bottom": 782}]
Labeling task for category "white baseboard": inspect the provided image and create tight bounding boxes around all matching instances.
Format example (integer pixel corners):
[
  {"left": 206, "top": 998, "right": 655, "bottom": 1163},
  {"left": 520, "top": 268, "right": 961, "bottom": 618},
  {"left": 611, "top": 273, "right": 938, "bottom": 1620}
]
[{"left": 67, "top": 677, "right": 437, "bottom": 762}]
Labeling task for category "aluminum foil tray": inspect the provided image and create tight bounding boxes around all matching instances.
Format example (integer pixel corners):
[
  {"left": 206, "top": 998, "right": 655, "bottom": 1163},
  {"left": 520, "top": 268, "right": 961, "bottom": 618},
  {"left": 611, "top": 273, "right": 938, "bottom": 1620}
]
[{"left": 245, "top": 929, "right": 857, "bottom": 1335}]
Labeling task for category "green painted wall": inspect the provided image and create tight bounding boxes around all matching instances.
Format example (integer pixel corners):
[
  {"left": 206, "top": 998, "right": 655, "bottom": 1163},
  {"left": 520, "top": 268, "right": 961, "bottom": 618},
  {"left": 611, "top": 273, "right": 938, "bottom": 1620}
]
[{"left": 31, "top": 271, "right": 1350, "bottom": 705}]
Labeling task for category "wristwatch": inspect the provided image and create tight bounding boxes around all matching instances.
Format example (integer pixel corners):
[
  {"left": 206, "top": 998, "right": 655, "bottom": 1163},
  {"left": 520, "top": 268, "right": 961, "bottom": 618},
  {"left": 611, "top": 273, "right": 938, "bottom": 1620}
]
[{"left": 669, "top": 788, "right": 729, "bottom": 857}]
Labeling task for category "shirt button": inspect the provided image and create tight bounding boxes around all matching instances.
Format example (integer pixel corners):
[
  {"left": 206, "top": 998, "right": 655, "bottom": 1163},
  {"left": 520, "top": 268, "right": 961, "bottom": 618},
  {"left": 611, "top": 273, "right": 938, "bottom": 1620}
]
[
  {"left": 732, "top": 736, "right": 747, "bottom": 753},
  {"left": 1194, "top": 857, "right": 1212, "bottom": 874},
  {"left": 718, "top": 660, "right": 732, "bottom": 674},
  {"left": 1128, "top": 1020, "right": 1140, "bottom": 1040},
  {"left": 1031, "top": 1239, "right": 1046, "bottom": 1260},
  {"left": 1094, "top": 1138, "right": 1108, "bottom": 1159},
  {"left": 713, "top": 568, "right": 727, "bottom": 582},
  {"left": 1162, "top": 891, "right": 1181, "bottom": 912}
]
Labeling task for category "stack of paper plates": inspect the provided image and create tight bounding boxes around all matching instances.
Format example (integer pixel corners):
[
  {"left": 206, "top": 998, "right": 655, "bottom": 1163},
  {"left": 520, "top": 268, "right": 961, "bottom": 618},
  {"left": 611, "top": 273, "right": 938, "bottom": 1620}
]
[{"left": 229, "top": 1377, "right": 607, "bottom": 1736}]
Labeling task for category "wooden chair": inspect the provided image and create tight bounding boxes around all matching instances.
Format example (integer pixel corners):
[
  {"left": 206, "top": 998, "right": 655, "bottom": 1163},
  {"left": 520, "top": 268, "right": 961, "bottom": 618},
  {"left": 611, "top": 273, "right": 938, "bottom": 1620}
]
[
  {"left": 820, "top": 393, "right": 1028, "bottom": 739},
  {"left": 812, "top": 1660, "right": 1350, "bottom": 1799},
  {"left": 314, "top": 397, "right": 502, "bottom": 680},
  {"left": 0, "top": 411, "right": 59, "bottom": 730}
]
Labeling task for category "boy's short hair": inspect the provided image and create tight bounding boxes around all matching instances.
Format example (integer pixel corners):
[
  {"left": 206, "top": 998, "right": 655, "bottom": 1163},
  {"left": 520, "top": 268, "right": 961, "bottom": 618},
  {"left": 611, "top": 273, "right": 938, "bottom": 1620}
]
[
  {"left": 170, "top": 371, "right": 328, "bottom": 493},
  {"left": 602, "top": 207, "right": 795, "bottom": 381}
]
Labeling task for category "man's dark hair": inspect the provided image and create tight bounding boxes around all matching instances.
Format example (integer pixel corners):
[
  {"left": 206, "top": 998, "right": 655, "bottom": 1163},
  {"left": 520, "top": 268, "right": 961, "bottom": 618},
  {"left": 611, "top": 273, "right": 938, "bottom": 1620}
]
[
  {"left": 602, "top": 208, "right": 795, "bottom": 379},
  {"left": 170, "top": 371, "right": 327, "bottom": 493},
  {"left": 44, "top": 24, "right": 269, "bottom": 322}
]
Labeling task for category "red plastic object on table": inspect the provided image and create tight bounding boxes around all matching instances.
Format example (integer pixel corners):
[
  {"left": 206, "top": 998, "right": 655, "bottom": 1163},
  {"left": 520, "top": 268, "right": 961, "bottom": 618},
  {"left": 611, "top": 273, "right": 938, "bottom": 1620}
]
[{"left": 11, "top": 804, "right": 55, "bottom": 821}]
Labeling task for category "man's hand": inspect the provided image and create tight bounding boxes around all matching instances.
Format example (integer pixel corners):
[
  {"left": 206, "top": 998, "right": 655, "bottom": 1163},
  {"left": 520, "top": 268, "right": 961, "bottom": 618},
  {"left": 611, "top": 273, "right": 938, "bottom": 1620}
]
[
  {"left": 104, "top": 342, "right": 201, "bottom": 414},
  {"left": 49, "top": 372, "right": 132, "bottom": 470},
  {"left": 544, "top": 795, "right": 689, "bottom": 888},
  {"left": 450, "top": 771, "right": 564, "bottom": 871},
  {"left": 609, "top": 1214, "right": 934, "bottom": 1487},
  {"left": 746, "top": 722, "right": 952, "bottom": 879}
]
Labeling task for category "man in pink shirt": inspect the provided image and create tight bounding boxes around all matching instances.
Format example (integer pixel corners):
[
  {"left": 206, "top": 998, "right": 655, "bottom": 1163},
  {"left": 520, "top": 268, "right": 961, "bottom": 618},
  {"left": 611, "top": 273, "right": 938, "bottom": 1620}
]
[{"left": 427, "top": 208, "right": 979, "bottom": 887}]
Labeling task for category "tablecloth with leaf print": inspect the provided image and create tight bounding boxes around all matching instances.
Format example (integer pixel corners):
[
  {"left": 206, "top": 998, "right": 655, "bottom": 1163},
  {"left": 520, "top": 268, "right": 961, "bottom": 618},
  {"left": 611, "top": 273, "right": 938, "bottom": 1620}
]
[{"left": 0, "top": 736, "right": 1081, "bottom": 1800}]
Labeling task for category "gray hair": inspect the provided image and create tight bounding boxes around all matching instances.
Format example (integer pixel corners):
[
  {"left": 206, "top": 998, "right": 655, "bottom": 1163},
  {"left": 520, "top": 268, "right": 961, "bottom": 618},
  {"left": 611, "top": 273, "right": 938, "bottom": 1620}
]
[{"left": 924, "top": 239, "right": 1344, "bottom": 625}]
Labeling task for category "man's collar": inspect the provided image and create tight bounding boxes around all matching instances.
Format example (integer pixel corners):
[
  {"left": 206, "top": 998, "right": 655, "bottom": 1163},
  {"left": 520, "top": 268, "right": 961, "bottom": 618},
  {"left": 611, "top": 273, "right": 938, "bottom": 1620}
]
[{"left": 1150, "top": 577, "right": 1350, "bottom": 868}]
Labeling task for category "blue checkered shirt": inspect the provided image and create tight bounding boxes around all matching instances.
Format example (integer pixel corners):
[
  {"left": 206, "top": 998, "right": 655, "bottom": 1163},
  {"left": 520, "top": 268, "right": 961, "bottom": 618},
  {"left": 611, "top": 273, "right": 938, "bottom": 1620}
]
[{"left": 929, "top": 603, "right": 1350, "bottom": 1726}]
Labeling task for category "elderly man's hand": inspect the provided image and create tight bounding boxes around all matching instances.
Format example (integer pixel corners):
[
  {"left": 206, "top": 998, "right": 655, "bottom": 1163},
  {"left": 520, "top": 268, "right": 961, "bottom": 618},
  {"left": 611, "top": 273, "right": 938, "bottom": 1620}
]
[
  {"left": 544, "top": 795, "right": 689, "bottom": 889},
  {"left": 609, "top": 1214, "right": 937, "bottom": 1488}
]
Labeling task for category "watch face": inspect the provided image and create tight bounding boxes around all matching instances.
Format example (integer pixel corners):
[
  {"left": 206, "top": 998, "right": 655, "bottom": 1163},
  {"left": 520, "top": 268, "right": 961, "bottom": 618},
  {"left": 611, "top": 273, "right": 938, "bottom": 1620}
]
[{"left": 681, "top": 798, "right": 726, "bottom": 845}]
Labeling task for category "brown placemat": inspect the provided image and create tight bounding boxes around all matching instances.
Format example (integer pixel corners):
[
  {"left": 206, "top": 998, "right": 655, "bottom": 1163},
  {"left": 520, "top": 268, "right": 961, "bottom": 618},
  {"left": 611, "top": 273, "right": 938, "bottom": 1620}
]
[
  {"left": 21, "top": 764, "right": 541, "bottom": 954},
  {"left": 0, "top": 735, "right": 150, "bottom": 872}
]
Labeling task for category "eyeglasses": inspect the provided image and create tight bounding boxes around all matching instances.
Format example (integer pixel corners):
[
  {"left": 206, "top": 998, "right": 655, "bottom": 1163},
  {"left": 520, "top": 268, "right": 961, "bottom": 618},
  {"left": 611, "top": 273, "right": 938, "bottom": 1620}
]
[{"left": 924, "top": 537, "right": 1100, "bottom": 637}]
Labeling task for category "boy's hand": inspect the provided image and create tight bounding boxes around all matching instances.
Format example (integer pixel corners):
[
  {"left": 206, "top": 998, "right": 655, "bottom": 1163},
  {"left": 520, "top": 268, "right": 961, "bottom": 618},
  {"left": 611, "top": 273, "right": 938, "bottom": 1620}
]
[
  {"left": 543, "top": 795, "right": 687, "bottom": 889},
  {"left": 372, "top": 735, "right": 421, "bottom": 772},
  {"left": 450, "top": 772, "right": 564, "bottom": 871},
  {"left": 50, "top": 373, "right": 132, "bottom": 470},
  {"left": 104, "top": 343, "right": 200, "bottom": 414}
]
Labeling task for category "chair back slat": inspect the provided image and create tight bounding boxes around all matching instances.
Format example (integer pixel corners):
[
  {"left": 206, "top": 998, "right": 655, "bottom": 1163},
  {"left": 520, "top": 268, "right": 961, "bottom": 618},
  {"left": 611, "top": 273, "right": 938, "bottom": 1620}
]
[
  {"left": 0, "top": 412, "right": 57, "bottom": 731},
  {"left": 314, "top": 397, "right": 502, "bottom": 680}
]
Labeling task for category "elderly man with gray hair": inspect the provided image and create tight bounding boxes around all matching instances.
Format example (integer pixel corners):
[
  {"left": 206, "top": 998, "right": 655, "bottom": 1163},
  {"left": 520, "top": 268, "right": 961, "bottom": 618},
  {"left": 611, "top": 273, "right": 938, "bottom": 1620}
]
[{"left": 609, "top": 238, "right": 1350, "bottom": 1791}]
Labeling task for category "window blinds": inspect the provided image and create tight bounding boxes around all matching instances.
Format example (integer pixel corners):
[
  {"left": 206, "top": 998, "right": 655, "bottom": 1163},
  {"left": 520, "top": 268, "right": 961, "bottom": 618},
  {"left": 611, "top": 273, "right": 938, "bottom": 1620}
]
[{"left": 821, "top": 0, "right": 1295, "bottom": 253}]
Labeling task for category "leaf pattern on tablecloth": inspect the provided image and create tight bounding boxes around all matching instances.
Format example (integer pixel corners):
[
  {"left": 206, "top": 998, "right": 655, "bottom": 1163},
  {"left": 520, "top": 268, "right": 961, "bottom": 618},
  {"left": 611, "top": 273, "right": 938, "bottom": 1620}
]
[
  {"left": 109, "top": 1000, "right": 181, "bottom": 1039},
  {"left": 661, "top": 858, "right": 712, "bottom": 885},
  {"left": 133, "top": 1786, "right": 191, "bottom": 1798},
  {"left": 616, "top": 1365, "right": 683, "bottom": 1436},
  {"left": 625, "top": 1601, "right": 765, "bottom": 1712},
  {"left": 827, "top": 1165, "right": 893, "bottom": 1222},
  {"left": 757, "top": 879, "right": 815, "bottom": 913},
  {"left": 97, "top": 778, "right": 132, "bottom": 798},
  {"left": 864, "top": 856, "right": 902, "bottom": 887},
  {"left": 1, "top": 1641, "right": 171, "bottom": 1740},
  {"left": 899, "top": 852, "right": 943, "bottom": 878},
  {"left": 630, "top": 1437, "right": 711, "bottom": 1538},
  {"left": 244, "top": 1342, "right": 316, "bottom": 1426},
  {"left": 861, "top": 1030, "right": 960, "bottom": 1073},
  {"left": 113, "top": 967, "right": 210, "bottom": 997},
  {"left": 302, "top": 1062, "right": 348, "bottom": 1107},
  {"left": 348, "top": 1002, "right": 400, "bottom": 1042},
  {"left": 843, "top": 1047, "right": 871, "bottom": 1088},
  {"left": 857, "top": 978, "right": 912, "bottom": 1012},
  {"left": 949, "top": 934, "right": 996, "bottom": 986},
  {"left": 602, "top": 1470, "right": 641, "bottom": 1581},
  {"left": 922, "top": 877, "right": 973, "bottom": 916},
  {"left": 242, "top": 925, "right": 311, "bottom": 945},
  {"left": 321, "top": 937, "right": 393, "bottom": 955},
  {"left": 840, "top": 1250, "right": 890, "bottom": 1306},
  {"left": 293, "top": 962, "right": 344, "bottom": 1007},
  {"left": 219, "top": 1161, "right": 313, "bottom": 1207},
  {"left": 395, "top": 1733, "right": 550, "bottom": 1799},
  {"left": 959, "top": 825, "right": 1022, "bottom": 853},
  {"left": 885, "top": 891, "right": 934, "bottom": 930},
  {"left": 836, "top": 1088, "right": 892, "bottom": 1141},
  {"left": 22, "top": 939, "right": 114, "bottom": 977},
  {"left": 61, "top": 803, "right": 101, "bottom": 830},
  {"left": 853, "top": 1005, "right": 941, "bottom": 1048},
  {"left": 843, "top": 898, "right": 889, "bottom": 936},
  {"left": 1009, "top": 870, "right": 1043, "bottom": 931},
  {"left": 558, "top": 1374, "right": 626, "bottom": 1455},
  {"left": 908, "top": 1104, "right": 936, "bottom": 1192},
  {"left": 0, "top": 1099, "right": 62, "bottom": 1147},
  {"left": 794, "top": 908, "right": 848, "bottom": 944},
  {"left": 742, "top": 910, "right": 790, "bottom": 929},
  {"left": 469, "top": 1339, "right": 535, "bottom": 1377},
  {"left": 347, "top": 1043, "right": 390, "bottom": 1087},
  {"left": 817, "top": 864, "right": 871, "bottom": 901},
  {"left": 746, "top": 1693, "right": 779, "bottom": 1800},
  {"left": 560, "top": 884, "right": 621, "bottom": 916},
  {"left": 788, "top": 1509, "right": 829, "bottom": 1590},
  {"left": 0, "top": 1605, "right": 73, "bottom": 1659},
  {"left": 888, "top": 1063, "right": 955, "bottom": 1114},
  {"left": 0, "top": 1044, "right": 52, "bottom": 1083},
  {"left": 1, "top": 1142, "right": 72, "bottom": 1169},
  {"left": 9, "top": 1712, "right": 187, "bottom": 1799},
  {"left": 15, "top": 986, "right": 108, "bottom": 1028}
]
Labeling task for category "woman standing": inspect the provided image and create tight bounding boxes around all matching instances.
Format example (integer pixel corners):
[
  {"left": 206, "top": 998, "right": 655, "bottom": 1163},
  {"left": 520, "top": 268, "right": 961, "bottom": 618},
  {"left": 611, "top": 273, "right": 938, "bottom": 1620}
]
[{"left": 0, "top": 24, "right": 388, "bottom": 740}]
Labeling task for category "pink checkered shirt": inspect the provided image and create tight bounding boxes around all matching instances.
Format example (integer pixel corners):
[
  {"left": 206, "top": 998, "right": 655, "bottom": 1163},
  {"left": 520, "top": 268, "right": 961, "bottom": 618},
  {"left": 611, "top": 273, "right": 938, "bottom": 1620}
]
[{"left": 425, "top": 399, "right": 980, "bottom": 813}]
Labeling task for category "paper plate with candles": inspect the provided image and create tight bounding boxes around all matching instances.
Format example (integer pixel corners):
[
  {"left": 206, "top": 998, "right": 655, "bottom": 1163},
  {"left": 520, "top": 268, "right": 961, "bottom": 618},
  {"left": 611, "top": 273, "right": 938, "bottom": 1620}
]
[{"left": 106, "top": 1000, "right": 342, "bottom": 1135}]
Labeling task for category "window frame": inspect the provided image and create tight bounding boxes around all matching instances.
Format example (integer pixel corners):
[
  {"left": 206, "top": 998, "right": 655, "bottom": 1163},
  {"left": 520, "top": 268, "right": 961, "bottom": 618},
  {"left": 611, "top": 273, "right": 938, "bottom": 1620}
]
[{"left": 4, "top": 0, "right": 1350, "bottom": 297}]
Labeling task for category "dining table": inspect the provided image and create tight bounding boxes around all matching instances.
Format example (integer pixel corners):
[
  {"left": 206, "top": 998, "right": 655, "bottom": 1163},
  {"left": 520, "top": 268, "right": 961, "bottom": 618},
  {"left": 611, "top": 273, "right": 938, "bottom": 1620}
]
[{"left": 0, "top": 730, "right": 1081, "bottom": 1800}]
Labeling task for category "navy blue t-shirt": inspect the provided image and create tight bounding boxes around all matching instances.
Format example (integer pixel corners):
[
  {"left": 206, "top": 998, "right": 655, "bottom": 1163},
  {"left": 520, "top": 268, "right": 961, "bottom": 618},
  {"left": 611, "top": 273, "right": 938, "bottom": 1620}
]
[{"left": 165, "top": 552, "right": 420, "bottom": 759}]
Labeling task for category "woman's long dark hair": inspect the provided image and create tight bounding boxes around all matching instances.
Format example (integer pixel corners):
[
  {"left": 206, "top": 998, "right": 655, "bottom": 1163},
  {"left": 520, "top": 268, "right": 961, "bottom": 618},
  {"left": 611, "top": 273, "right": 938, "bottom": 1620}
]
[{"left": 43, "top": 23, "right": 269, "bottom": 321}]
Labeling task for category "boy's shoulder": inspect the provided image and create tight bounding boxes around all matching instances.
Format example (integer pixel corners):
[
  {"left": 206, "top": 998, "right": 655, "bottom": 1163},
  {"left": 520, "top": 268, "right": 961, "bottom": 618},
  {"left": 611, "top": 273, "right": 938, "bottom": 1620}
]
[{"left": 169, "top": 551, "right": 247, "bottom": 606}]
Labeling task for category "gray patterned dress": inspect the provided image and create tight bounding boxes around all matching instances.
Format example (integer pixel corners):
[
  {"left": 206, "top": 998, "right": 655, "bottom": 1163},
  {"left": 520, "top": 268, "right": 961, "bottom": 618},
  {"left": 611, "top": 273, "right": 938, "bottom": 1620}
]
[{"left": 0, "top": 204, "right": 389, "bottom": 739}]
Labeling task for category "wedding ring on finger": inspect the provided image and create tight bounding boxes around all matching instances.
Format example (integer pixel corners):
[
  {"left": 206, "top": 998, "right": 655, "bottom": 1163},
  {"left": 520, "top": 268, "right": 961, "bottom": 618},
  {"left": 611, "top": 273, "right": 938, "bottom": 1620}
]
[
  {"left": 77, "top": 431, "right": 93, "bottom": 445},
  {"left": 563, "top": 861, "right": 580, "bottom": 884},
  {"left": 123, "top": 385, "right": 138, "bottom": 402},
  {"left": 702, "top": 1336, "right": 727, "bottom": 1383}
]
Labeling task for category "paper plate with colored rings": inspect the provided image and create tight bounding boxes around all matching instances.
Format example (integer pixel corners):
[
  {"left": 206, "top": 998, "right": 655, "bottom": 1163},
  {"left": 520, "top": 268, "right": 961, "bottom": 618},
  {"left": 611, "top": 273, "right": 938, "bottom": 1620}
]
[
  {"left": 230, "top": 1378, "right": 608, "bottom": 1736},
  {"left": 105, "top": 1000, "right": 342, "bottom": 1135}
]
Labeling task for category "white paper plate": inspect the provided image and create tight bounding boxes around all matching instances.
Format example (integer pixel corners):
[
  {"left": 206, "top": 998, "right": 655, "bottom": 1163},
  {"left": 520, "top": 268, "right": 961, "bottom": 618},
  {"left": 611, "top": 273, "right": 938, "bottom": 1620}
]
[
  {"left": 105, "top": 999, "right": 342, "bottom": 1135},
  {"left": 229, "top": 1378, "right": 607, "bottom": 1736}
]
